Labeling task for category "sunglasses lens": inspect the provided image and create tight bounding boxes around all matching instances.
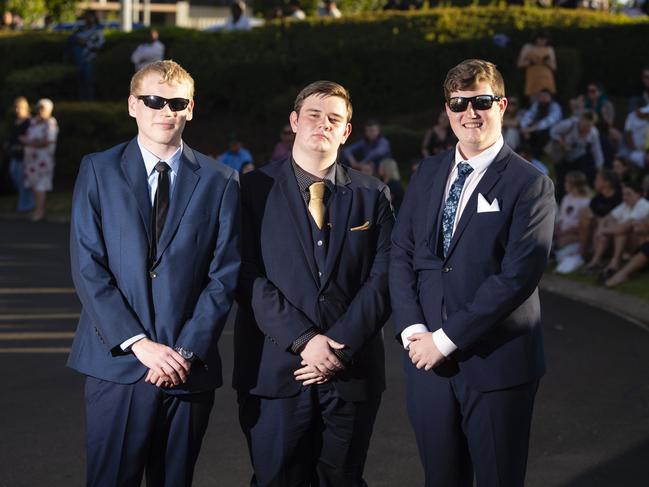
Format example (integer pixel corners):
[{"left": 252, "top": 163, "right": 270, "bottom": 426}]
[
  {"left": 449, "top": 98, "right": 468, "bottom": 112},
  {"left": 168, "top": 98, "right": 189, "bottom": 111},
  {"left": 474, "top": 96, "right": 495, "bottom": 110},
  {"left": 142, "top": 95, "right": 166, "bottom": 109}
]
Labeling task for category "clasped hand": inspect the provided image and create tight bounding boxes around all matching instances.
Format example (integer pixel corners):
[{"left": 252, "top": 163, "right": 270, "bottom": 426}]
[
  {"left": 131, "top": 338, "right": 192, "bottom": 388},
  {"left": 408, "top": 332, "right": 445, "bottom": 371},
  {"left": 294, "top": 334, "right": 346, "bottom": 386}
]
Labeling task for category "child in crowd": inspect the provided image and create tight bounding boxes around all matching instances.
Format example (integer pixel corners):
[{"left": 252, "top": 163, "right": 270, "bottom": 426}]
[{"left": 554, "top": 171, "right": 592, "bottom": 274}]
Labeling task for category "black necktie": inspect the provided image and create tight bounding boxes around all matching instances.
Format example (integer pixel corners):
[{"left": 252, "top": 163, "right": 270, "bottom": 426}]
[{"left": 150, "top": 161, "right": 170, "bottom": 260}]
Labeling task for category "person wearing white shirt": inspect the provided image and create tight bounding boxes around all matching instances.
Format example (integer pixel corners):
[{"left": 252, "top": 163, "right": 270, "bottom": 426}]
[
  {"left": 390, "top": 59, "right": 555, "bottom": 487},
  {"left": 587, "top": 178, "right": 649, "bottom": 275},
  {"left": 131, "top": 29, "right": 165, "bottom": 71}
]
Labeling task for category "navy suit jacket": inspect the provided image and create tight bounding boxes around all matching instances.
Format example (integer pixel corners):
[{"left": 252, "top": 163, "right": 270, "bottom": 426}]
[
  {"left": 390, "top": 144, "right": 555, "bottom": 392},
  {"left": 67, "top": 138, "right": 240, "bottom": 394},
  {"left": 233, "top": 158, "right": 393, "bottom": 402}
]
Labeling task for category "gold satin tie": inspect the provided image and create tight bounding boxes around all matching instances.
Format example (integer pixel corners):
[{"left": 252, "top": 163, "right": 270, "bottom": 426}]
[{"left": 308, "top": 181, "right": 326, "bottom": 230}]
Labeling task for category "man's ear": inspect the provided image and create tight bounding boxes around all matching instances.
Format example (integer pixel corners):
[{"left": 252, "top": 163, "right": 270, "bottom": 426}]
[
  {"left": 185, "top": 99, "right": 195, "bottom": 122},
  {"left": 340, "top": 122, "right": 352, "bottom": 144},
  {"left": 289, "top": 110, "right": 298, "bottom": 132},
  {"left": 127, "top": 95, "right": 138, "bottom": 118}
]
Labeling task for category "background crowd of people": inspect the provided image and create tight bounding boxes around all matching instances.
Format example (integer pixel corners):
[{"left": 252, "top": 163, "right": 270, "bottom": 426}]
[{"left": 3, "top": 23, "right": 649, "bottom": 287}]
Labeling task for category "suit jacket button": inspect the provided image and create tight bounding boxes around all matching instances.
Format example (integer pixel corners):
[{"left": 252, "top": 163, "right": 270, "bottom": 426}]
[
  {"left": 442, "top": 267, "right": 451, "bottom": 273},
  {"left": 319, "top": 295, "right": 326, "bottom": 302},
  {"left": 149, "top": 271, "right": 157, "bottom": 278}
]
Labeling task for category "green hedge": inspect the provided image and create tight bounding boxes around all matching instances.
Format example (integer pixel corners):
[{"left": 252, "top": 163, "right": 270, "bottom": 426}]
[
  {"left": 53, "top": 101, "right": 135, "bottom": 181},
  {"left": 2, "top": 7, "right": 648, "bottom": 177}
]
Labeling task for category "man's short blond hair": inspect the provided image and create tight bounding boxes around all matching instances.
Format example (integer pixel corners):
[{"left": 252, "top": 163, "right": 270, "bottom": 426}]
[
  {"left": 130, "top": 60, "right": 195, "bottom": 99},
  {"left": 294, "top": 80, "right": 353, "bottom": 122},
  {"left": 443, "top": 59, "right": 505, "bottom": 101}
]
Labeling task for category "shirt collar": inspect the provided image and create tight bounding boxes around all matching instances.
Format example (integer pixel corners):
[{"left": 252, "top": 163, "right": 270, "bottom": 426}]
[
  {"left": 137, "top": 137, "right": 183, "bottom": 176},
  {"left": 453, "top": 136, "right": 504, "bottom": 175},
  {"left": 291, "top": 158, "right": 337, "bottom": 193}
]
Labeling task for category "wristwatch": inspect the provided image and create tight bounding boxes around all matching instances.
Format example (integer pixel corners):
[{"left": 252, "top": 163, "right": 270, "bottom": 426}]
[{"left": 174, "top": 346, "right": 196, "bottom": 363}]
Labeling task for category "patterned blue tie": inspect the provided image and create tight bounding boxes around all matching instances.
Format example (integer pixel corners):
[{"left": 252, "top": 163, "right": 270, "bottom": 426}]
[{"left": 441, "top": 162, "right": 474, "bottom": 258}]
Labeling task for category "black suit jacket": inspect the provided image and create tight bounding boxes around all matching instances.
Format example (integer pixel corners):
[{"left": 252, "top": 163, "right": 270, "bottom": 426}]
[
  {"left": 390, "top": 144, "right": 556, "bottom": 392},
  {"left": 233, "top": 157, "right": 393, "bottom": 402}
]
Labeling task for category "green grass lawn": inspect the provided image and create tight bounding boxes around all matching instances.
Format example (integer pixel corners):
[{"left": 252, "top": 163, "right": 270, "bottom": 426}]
[
  {"left": 549, "top": 264, "right": 649, "bottom": 301},
  {"left": 0, "top": 190, "right": 72, "bottom": 220}
]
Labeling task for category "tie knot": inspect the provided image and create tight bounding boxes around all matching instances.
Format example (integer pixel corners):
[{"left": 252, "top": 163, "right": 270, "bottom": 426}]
[
  {"left": 309, "top": 181, "right": 326, "bottom": 200},
  {"left": 457, "top": 162, "right": 473, "bottom": 178},
  {"left": 155, "top": 161, "right": 170, "bottom": 174}
]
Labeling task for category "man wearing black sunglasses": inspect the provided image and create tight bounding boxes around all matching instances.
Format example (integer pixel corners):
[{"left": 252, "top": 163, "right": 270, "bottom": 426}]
[
  {"left": 391, "top": 59, "right": 555, "bottom": 487},
  {"left": 68, "top": 60, "right": 240, "bottom": 486}
]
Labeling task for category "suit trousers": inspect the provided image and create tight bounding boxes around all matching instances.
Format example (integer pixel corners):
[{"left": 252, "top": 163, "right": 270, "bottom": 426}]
[
  {"left": 405, "top": 357, "right": 539, "bottom": 487},
  {"left": 84, "top": 376, "right": 214, "bottom": 487},
  {"left": 238, "top": 384, "right": 381, "bottom": 487}
]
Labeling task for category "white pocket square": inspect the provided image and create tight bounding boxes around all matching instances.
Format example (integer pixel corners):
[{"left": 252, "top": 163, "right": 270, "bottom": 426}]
[{"left": 477, "top": 193, "right": 500, "bottom": 213}]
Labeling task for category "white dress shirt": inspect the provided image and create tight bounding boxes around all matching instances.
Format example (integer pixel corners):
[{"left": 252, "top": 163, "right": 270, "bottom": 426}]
[
  {"left": 120, "top": 139, "right": 183, "bottom": 351},
  {"left": 401, "top": 137, "right": 505, "bottom": 356}
]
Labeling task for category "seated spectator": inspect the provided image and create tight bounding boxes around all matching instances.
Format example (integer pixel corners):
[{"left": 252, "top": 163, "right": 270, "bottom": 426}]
[
  {"left": 627, "top": 66, "right": 649, "bottom": 113},
  {"left": 421, "top": 112, "right": 456, "bottom": 157},
  {"left": 288, "top": 0, "right": 306, "bottom": 19},
  {"left": 584, "top": 82, "right": 615, "bottom": 127},
  {"left": 519, "top": 145, "right": 549, "bottom": 176},
  {"left": 605, "top": 240, "right": 649, "bottom": 287},
  {"left": 549, "top": 110, "right": 604, "bottom": 199},
  {"left": 612, "top": 155, "right": 637, "bottom": 183},
  {"left": 130, "top": 29, "right": 165, "bottom": 71},
  {"left": 378, "top": 158, "right": 404, "bottom": 212},
  {"left": 587, "top": 179, "right": 649, "bottom": 277},
  {"left": 225, "top": 0, "right": 252, "bottom": 30},
  {"left": 519, "top": 89, "right": 562, "bottom": 158},
  {"left": 270, "top": 124, "right": 294, "bottom": 162},
  {"left": 596, "top": 119, "right": 623, "bottom": 168},
  {"left": 502, "top": 96, "right": 523, "bottom": 151},
  {"left": 624, "top": 103, "right": 649, "bottom": 168},
  {"left": 578, "top": 169, "right": 622, "bottom": 261},
  {"left": 554, "top": 171, "right": 592, "bottom": 273},
  {"left": 318, "top": 0, "right": 342, "bottom": 17},
  {"left": 342, "top": 119, "right": 391, "bottom": 174},
  {"left": 217, "top": 134, "right": 254, "bottom": 173}
]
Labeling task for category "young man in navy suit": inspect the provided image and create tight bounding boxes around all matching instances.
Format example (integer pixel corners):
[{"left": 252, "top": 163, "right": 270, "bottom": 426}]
[
  {"left": 234, "top": 81, "right": 394, "bottom": 486},
  {"left": 390, "top": 59, "right": 556, "bottom": 487},
  {"left": 67, "top": 60, "right": 240, "bottom": 486}
]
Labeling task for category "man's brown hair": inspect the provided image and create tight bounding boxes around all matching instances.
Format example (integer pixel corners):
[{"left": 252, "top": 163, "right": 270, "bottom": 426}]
[
  {"left": 443, "top": 59, "right": 505, "bottom": 101},
  {"left": 293, "top": 80, "right": 353, "bottom": 122},
  {"left": 130, "top": 60, "right": 195, "bottom": 99}
]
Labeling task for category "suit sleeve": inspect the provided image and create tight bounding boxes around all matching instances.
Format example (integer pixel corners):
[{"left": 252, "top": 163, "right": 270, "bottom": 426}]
[
  {"left": 389, "top": 166, "right": 428, "bottom": 340},
  {"left": 236, "top": 176, "right": 316, "bottom": 350},
  {"left": 70, "top": 156, "right": 147, "bottom": 351},
  {"left": 175, "top": 172, "right": 241, "bottom": 360},
  {"left": 442, "top": 174, "right": 556, "bottom": 350},
  {"left": 324, "top": 186, "right": 394, "bottom": 356}
]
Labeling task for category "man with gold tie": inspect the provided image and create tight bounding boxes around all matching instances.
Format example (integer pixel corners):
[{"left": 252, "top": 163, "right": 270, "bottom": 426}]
[{"left": 234, "top": 80, "right": 394, "bottom": 487}]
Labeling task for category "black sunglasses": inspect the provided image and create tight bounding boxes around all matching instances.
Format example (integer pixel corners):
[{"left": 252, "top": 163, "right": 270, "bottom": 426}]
[
  {"left": 447, "top": 95, "right": 502, "bottom": 113},
  {"left": 137, "top": 95, "right": 190, "bottom": 112}
]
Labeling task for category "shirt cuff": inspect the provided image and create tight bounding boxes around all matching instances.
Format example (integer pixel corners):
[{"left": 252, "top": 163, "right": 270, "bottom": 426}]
[
  {"left": 120, "top": 334, "right": 147, "bottom": 352},
  {"left": 291, "top": 328, "right": 320, "bottom": 354},
  {"left": 432, "top": 329, "right": 458, "bottom": 357},
  {"left": 401, "top": 323, "right": 429, "bottom": 350}
]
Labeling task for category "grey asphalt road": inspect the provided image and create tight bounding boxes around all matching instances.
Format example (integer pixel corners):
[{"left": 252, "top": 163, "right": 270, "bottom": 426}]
[{"left": 1, "top": 218, "right": 648, "bottom": 487}]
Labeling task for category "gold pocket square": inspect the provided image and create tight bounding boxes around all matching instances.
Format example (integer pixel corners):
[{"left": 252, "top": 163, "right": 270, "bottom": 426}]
[{"left": 350, "top": 221, "right": 371, "bottom": 231}]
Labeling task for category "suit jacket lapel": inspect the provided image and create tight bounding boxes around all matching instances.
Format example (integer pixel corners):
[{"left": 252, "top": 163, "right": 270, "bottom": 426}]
[
  {"left": 277, "top": 159, "right": 320, "bottom": 285},
  {"left": 445, "top": 145, "right": 512, "bottom": 260},
  {"left": 321, "top": 164, "right": 352, "bottom": 286},
  {"left": 425, "top": 153, "right": 454, "bottom": 252},
  {"left": 154, "top": 145, "right": 200, "bottom": 263},
  {"left": 121, "top": 138, "right": 152, "bottom": 246}
]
